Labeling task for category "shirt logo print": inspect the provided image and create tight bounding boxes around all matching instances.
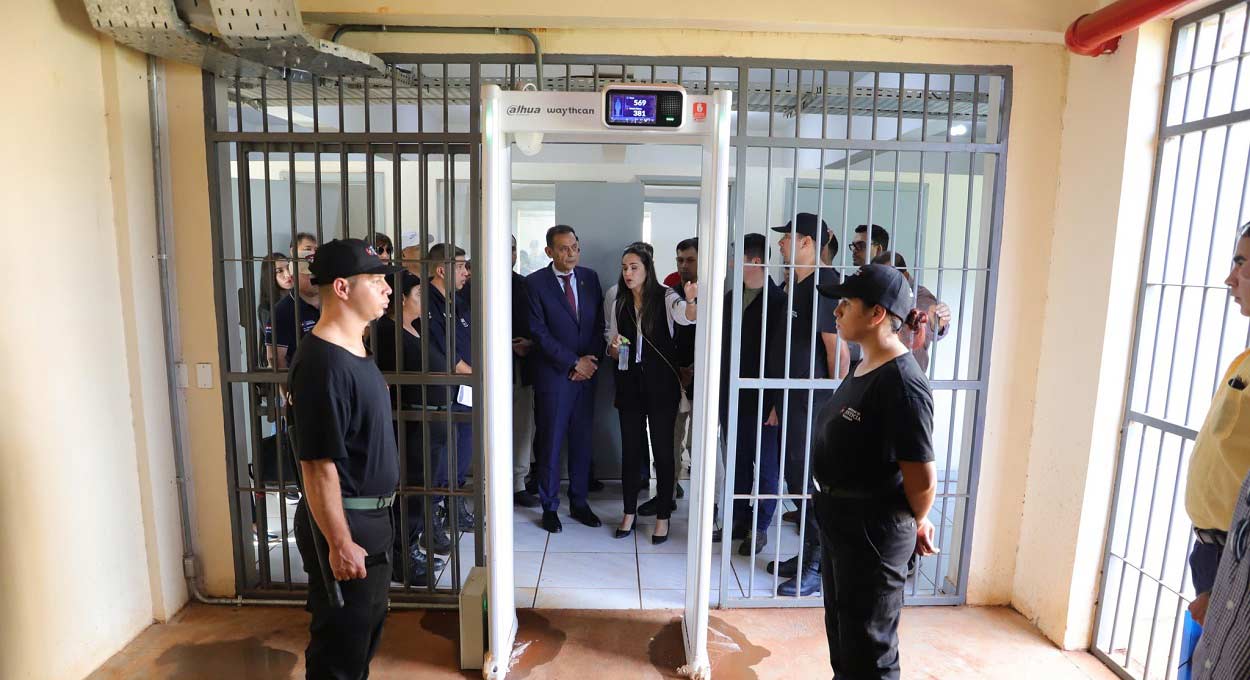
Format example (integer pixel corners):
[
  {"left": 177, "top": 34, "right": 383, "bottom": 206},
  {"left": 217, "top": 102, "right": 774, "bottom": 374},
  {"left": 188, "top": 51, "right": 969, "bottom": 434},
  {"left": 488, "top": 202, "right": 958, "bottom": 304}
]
[{"left": 841, "top": 407, "right": 862, "bottom": 423}]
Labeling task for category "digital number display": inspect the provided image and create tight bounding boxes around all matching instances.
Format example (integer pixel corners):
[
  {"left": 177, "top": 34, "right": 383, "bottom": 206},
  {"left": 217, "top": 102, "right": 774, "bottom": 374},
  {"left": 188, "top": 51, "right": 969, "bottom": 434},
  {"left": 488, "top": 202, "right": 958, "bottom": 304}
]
[{"left": 607, "top": 93, "right": 657, "bottom": 125}]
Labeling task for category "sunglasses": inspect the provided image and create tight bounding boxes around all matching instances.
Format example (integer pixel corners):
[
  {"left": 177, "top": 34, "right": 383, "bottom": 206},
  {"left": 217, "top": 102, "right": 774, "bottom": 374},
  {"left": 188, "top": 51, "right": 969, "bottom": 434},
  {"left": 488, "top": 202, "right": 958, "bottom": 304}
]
[{"left": 849, "top": 241, "right": 868, "bottom": 253}]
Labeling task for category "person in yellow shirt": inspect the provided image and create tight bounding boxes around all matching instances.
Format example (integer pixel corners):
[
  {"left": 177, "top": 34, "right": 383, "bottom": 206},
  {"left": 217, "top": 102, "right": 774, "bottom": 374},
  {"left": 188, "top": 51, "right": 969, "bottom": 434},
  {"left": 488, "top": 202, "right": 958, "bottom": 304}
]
[{"left": 1185, "top": 224, "right": 1250, "bottom": 626}]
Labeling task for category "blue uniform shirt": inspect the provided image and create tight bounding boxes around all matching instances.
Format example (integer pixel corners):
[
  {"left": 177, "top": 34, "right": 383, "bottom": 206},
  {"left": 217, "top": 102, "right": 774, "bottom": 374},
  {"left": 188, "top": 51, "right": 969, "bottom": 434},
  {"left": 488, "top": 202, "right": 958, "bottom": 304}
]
[{"left": 427, "top": 284, "right": 472, "bottom": 367}]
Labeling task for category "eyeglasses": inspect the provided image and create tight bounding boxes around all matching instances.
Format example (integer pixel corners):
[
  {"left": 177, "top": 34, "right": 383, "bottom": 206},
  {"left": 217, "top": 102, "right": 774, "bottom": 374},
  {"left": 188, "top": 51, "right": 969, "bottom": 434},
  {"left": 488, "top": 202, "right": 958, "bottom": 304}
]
[{"left": 849, "top": 241, "right": 868, "bottom": 253}]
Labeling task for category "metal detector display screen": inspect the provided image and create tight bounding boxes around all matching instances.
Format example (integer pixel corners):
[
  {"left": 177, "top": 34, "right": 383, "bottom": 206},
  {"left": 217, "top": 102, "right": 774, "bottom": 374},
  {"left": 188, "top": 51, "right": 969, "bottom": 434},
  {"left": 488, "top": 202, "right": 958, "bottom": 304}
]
[
  {"left": 608, "top": 93, "right": 656, "bottom": 124},
  {"left": 603, "top": 89, "right": 683, "bottom": 128}
]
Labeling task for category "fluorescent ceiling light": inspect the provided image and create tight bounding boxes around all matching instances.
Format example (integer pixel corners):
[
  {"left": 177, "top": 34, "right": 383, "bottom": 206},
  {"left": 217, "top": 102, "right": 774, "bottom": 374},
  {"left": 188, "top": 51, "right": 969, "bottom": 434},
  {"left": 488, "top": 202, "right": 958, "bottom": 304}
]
[{"left": 950, "top": 123, "right": 969, "bottom": 136}]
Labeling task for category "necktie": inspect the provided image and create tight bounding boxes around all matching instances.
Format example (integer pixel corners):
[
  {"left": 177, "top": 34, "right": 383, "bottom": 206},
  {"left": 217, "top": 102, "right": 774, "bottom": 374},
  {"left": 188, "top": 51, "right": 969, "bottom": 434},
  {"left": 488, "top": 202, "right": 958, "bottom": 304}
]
[{"left": 560, "top": 273, "right": 578, "bottom": 316}]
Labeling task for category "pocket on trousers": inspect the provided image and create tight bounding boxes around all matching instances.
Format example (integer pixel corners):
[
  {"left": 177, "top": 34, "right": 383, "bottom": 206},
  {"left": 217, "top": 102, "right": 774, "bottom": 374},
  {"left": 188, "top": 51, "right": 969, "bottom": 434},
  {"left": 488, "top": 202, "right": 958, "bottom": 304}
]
[{"left": 861, "top": 513, "right": 916, "bottom": 568}]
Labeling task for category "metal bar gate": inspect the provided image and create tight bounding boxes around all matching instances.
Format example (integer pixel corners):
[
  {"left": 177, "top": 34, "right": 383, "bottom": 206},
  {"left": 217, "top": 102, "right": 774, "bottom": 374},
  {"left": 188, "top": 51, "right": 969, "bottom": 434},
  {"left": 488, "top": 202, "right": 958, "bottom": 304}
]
[{"left": 204, "top": 56, "right": 1010, "bottom": 607}]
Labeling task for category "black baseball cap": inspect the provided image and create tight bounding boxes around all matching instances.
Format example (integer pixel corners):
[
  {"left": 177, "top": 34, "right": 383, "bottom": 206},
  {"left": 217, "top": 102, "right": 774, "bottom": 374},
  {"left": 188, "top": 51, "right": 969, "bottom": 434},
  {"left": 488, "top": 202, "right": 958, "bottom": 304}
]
[
  {"left": 817, "top": 264, "right": 914, "bottom": 320},
  {"left": 309, "top": 238, "right": 403, "bottom": 285},
  {"left": 771, "top": 212, "right": 834, "bottom": 248}
]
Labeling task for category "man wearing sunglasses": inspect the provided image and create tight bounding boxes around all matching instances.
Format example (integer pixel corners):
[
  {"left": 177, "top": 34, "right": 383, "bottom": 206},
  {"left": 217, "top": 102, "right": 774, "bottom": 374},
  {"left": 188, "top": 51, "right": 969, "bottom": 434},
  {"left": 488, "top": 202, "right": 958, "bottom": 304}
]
[{"left": 1186, "top": 224, "right": 1250, "bottom": 680}]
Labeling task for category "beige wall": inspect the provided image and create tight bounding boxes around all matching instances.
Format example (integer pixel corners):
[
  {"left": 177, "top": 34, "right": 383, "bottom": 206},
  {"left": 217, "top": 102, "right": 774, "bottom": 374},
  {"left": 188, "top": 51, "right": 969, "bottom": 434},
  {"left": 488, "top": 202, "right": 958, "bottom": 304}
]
[
  {"left": 303, "top": 0, "right": 1098, "bottom": 42},
  {"left": 166, "top": 59, "right": 240, "bottom": 597},
  {"left": 1012, "top": 23, "right": 1170, "bottom": 648},
  {"left": 0, "top": 2, "right": 186, "bottom": 678},
  {"left": 168, "top": 24, "right": 1070, "bottom": 611}
]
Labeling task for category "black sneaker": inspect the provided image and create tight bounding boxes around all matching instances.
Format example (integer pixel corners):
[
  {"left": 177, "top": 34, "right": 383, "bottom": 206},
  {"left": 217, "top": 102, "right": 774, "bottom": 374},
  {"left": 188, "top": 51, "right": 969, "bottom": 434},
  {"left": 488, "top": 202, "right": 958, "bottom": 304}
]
[
  {"left": 421, "top": 515, "right": 452, "bottom": 555},
  {"left": 675, "top": 483, "right": 685, "bottom": 499},
  {"left": 589, "top": 478, "right": 606, "bottom": 493},
  {"left": 391, "top": 549, "right": 443, "bottom": 587},
  {"left": 767, "top": 555, "right": 798, "bottom": 578},
  {"left": 514, "top": 490, "right": 540, "bottom": 508},
  {"left": 737, "top": 531, "right": 768, "bottom": 556},
  {"left": 453, "top": 498, "right": 474, "bottom": 528}
]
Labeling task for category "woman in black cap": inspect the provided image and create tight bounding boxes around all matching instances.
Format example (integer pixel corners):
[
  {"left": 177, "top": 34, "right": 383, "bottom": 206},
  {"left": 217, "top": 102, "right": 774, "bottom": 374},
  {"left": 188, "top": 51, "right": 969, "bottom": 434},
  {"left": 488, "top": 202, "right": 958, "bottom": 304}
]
[{"left": 811, "top": 263, "right": 938, "bottom": 680}]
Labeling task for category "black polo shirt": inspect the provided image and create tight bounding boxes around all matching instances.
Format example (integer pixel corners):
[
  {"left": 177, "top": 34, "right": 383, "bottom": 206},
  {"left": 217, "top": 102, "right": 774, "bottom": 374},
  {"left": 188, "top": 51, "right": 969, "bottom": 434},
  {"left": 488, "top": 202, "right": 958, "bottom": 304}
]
[
  {"left": 783, "top": 268, "right": 840, "bottom": 380},
  {"left": 265, "top": 292, "right": 320, "bottom": 365},
  {"left": 812, "top": 353, "right": 934, "bottom": 506}
]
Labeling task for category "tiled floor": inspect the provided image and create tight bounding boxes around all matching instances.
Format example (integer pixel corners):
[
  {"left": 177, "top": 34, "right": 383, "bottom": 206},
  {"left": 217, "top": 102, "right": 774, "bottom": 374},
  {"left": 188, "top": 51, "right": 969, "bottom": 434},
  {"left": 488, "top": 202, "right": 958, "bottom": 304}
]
[
  {"left": 87, "top": 602, "right": 1123, "bottom": 679},
  {"left": 513, "top": 480, "right": 712, "bottom": 609}
]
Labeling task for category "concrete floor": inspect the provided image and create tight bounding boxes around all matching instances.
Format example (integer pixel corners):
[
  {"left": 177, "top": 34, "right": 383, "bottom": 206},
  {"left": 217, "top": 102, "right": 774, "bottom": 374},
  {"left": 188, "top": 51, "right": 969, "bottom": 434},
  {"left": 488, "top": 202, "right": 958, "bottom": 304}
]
[{"left": 88, "top": 603, "right": 1119, "bottom": 679}]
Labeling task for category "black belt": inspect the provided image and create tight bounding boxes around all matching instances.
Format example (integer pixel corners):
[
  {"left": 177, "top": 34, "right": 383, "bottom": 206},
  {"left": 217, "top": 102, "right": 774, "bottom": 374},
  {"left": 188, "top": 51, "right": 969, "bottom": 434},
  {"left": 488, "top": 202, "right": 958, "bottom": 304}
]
[
  {"left": 812, "top": 478, "right": 875, "bottom": 500},
  {"left": 1195, "top": 528, "right": 1228, "bottom": 547}
]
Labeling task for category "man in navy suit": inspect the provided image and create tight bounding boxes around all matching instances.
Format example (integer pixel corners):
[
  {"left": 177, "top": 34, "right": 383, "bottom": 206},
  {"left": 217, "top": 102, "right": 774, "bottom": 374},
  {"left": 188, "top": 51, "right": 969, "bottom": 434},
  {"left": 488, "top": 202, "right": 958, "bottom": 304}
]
[{"left": 526, "top": 225, "right": 606, "bottom": 533}]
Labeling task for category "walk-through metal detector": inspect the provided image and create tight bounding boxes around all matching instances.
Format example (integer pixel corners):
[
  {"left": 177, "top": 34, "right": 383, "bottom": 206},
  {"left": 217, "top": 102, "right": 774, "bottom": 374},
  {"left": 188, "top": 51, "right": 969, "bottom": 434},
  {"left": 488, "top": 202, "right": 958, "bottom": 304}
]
[{"left": 479, "top": 84, "right": 732, "bottom": 678}]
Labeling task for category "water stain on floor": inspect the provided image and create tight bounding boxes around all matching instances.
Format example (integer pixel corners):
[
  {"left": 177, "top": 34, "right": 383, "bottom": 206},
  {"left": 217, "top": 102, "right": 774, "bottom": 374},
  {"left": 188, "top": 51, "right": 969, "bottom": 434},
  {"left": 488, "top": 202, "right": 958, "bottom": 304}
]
[
  {"left": 647, "top": 616, "right": 770, "bottom": 679},
  {"left": 420, "top": 609, "right": 461, "bottom": 642},
  {"left": 507, "top": 610, "right": 567, "bottom": 678},
  {"left": 155, "top": 637, "right": 297, "bottom": 679}
]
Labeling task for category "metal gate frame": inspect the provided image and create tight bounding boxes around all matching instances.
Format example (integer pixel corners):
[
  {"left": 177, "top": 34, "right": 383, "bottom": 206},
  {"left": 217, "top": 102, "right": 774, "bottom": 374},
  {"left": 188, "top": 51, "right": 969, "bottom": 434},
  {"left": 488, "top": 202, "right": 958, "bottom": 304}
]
[{"left": 202, "top": 54, "right": 1012, "bottom": 608}]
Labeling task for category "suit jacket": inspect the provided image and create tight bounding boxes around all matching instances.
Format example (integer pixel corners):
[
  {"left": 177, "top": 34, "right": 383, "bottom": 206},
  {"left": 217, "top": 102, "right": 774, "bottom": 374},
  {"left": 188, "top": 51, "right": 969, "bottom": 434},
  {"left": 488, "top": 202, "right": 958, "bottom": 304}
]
[{"left": 526, "top": 265, "right": 606, "bottom": 392}]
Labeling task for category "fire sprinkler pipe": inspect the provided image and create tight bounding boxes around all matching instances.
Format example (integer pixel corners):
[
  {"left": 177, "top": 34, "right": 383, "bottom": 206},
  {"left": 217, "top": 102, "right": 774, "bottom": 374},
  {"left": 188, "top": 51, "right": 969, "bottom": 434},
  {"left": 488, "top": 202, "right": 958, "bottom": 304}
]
[{"left": 1066, "top": 0, "right": 1197, "bottom": 56}]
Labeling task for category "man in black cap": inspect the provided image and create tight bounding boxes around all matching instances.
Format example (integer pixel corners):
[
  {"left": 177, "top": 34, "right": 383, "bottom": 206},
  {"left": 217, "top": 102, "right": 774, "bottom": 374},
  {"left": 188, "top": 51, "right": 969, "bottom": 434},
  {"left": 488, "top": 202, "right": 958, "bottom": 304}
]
[
  {"left": 812, "top": 264, "right": 937, "bottom": 680},
  {"left": 769, "top": 212, "right": 849, "bottom": 597},
  {"left": 289, "top": 238, "right": 405, "bottom": 679},
  {"left": 425, "top": 242, "right": 476, "bottom": 533}
]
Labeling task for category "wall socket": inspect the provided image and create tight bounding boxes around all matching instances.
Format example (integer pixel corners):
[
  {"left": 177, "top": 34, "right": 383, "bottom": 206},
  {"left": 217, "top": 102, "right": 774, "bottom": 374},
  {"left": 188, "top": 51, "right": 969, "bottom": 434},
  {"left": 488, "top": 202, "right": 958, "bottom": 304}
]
[{"left": 196, "top": 363, "right": 213, "bottom": 389}]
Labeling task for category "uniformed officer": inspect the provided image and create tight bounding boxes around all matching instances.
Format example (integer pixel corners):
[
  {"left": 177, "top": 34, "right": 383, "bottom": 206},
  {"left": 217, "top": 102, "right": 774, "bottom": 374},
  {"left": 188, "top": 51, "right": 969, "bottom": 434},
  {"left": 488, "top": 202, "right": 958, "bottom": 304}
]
[
  {"left": 289, "top": 238, "right": 404, "bottom": 679},
  {"left": 425, "top": 242, "right": 476, "bottom": 533},
  {"left": 768, "top": 212, "right": 849, "bottom": 597},
  {"left": 811, "top": 264, "right": 938, "bottom": 680}
]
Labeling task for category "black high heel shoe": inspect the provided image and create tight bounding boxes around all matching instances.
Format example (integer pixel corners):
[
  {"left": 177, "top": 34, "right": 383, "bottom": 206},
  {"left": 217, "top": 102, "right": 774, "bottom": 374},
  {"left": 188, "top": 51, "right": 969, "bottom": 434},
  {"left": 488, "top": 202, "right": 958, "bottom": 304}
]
[
  {"left": 615, "top": 514, "right": 635, "bottom": 539},
  {"left": 652, "top": 519, "right": 670, "bottom": 545}
]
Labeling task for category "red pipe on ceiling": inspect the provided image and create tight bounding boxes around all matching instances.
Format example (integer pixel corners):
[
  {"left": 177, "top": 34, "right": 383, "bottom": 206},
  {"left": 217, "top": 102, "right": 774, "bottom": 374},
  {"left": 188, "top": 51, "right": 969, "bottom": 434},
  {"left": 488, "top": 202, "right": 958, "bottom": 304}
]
[{"left": 1066, "top": 0, "right": 1197, "bottom": 56}]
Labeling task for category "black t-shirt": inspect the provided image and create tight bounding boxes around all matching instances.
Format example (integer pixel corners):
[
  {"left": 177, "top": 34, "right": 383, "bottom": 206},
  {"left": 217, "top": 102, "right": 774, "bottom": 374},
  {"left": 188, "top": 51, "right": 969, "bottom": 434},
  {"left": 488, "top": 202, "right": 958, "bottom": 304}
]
[
  {"left": 265, "top": 292, "right": 320, "bottom": 365},
  {"left": 372, "top": 315, "right": 449, "bottom": 408},
  {"left": 289, "top": 334, "right": 399, "bottom": 499},
  {"left": 784, "top": 268, "right": 840, "bottom": 380},
  {"left": 812, "top": 353, "right": 934, "bottom": 505}
]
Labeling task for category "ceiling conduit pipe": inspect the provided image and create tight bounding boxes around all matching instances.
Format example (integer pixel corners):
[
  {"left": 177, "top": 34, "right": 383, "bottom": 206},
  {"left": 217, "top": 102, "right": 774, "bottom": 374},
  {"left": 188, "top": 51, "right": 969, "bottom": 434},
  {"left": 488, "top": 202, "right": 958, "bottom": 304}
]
[
  {"left": 331, "top": 25, "right": 544, "bottom": 89},
  {"left": 1066, "top": 0, "right": 1198, "bottom": 56}
]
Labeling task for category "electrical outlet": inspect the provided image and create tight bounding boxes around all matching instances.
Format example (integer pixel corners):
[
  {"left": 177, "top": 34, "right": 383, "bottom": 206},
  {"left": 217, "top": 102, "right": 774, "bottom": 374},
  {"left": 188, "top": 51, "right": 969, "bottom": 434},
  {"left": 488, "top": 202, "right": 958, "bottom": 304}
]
[{"left": 196, "top": 363, "right": 213, "bottom": 389}]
